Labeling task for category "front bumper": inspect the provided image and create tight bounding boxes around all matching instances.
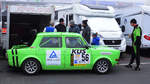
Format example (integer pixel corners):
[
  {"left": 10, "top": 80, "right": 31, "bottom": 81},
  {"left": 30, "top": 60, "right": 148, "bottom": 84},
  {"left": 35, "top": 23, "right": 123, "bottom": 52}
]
[{"left": 100, "top": 38, "right": 126, "bottom": 52}]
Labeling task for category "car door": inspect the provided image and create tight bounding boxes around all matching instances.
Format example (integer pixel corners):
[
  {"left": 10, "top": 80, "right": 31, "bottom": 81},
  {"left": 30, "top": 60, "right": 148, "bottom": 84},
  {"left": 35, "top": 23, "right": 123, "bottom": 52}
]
[
  {"left": 124, "top": 18, "right": 133, "bottom": 46},
  {"left": 64, "top": 37, "right": 92, "bottom": 70},
  {"left": 37, "top": 36, "right": 65, "bottom": 70}
]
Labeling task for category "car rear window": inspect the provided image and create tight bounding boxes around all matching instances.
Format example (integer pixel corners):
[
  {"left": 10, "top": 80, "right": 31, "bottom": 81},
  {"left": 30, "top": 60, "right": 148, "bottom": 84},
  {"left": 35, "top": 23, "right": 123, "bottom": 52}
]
[{"left": 40, "top": 37, "right": 62, "bottom": 48}]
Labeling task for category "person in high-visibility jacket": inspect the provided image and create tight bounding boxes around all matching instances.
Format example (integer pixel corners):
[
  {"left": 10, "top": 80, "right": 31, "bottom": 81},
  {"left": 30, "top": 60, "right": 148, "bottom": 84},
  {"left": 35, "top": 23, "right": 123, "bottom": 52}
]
[{"left": 125, "top": 19, "right": 142, "bottom": 71}]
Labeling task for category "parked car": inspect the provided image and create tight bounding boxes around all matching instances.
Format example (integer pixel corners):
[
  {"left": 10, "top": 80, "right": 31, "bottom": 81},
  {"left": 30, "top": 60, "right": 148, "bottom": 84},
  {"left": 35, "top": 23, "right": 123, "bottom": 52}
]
[{"left": 7, "top": 32, "right": 120, "bottom": 75}]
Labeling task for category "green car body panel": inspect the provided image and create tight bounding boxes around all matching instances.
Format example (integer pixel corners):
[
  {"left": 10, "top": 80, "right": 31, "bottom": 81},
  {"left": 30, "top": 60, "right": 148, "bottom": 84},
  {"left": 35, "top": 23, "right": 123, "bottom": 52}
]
[{"left": 7, "top": 32, "right": 120, "bottom": 70}]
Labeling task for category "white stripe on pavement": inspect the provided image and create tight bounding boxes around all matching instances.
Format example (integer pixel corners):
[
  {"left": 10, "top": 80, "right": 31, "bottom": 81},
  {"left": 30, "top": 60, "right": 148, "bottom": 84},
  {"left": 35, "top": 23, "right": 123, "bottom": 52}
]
[{"left": 118, "top": 62, "right": 150, "bottom": 66}]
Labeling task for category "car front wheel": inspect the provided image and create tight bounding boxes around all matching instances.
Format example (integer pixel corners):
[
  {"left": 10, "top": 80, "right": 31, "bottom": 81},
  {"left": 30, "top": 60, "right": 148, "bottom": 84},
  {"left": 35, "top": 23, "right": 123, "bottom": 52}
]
[
  {"left": 94, "top": 59, "right": 112, "bottom": 74},
  {"left": 22, "top": 59, "right": 41, "bottom": 75}
]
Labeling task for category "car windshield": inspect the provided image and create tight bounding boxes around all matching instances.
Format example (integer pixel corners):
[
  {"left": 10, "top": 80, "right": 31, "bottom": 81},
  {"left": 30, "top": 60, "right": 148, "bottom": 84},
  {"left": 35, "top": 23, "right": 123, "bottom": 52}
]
[{"left": 87, "top": 17, "right": 121, "bottom": 32}]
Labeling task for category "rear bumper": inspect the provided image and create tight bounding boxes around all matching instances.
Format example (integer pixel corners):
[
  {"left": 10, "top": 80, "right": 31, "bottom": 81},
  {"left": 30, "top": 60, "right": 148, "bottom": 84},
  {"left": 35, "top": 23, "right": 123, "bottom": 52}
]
[
  {"left": 141, "top": 44, "right": 150, "bottom": 48},
  {"left": 111, "top": 59, "right": 119, "bottom": 67}
]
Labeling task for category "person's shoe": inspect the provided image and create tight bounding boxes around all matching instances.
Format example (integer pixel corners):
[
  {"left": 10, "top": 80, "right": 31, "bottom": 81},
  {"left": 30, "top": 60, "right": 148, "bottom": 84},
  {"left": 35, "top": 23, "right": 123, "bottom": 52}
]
[
  {"left": 125, "top": 64, "right": 132, "bottom": 68},
  {"left": 135, "top": 67, "right": 140, "bottom": 71}
]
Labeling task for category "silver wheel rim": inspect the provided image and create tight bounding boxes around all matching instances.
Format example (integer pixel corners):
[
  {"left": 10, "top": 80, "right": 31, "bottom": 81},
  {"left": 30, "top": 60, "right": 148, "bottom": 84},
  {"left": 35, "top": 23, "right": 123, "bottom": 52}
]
[
  {"left": 96, "top": 60, "right": 109, "bottom": 73},
  {"left": 24, "top": 60, "right": 38, "bottom": 74}
]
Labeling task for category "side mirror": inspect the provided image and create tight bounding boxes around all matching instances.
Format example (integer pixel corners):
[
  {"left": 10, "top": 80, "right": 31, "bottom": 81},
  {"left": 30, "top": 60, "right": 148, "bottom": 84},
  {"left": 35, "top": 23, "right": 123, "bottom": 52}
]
[
  {"left": 84, "top": 45, "right": 90, "bottom": 49},
  {"left": 121, "top": 25, "right": 125, "bottom": 32}
]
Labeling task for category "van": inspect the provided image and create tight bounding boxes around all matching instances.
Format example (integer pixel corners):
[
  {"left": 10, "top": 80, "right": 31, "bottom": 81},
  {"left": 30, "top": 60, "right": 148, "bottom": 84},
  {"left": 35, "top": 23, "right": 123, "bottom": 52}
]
[
  {"left": 55, "top": 4, "right": 126, "bottom": 52},
  {"left": 115, "top": 6, "right": 150, "bottom": 48}
]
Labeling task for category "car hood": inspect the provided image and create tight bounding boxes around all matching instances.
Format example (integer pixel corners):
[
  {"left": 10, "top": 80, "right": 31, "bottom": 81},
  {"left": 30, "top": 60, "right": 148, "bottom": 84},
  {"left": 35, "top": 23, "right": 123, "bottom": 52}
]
[
  {"left": 99, "top": 31, "right": 122, "bottom": 39},
  {"left": 91, "top": 45, "right": 120, "bottom": 55}
]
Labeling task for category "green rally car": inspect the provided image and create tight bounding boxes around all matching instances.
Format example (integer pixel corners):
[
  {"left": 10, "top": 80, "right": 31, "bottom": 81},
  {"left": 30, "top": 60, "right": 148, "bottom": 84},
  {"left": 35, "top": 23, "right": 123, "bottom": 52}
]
[{"left": 7, "top": 32, "right": 120, "bottom": 75}]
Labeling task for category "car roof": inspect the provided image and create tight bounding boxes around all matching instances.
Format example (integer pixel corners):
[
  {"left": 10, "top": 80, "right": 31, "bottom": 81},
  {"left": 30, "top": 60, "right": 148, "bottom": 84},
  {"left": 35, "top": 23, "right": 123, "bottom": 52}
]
[{"left": 37, "top": 32, "right": 81, "bottom": 37}]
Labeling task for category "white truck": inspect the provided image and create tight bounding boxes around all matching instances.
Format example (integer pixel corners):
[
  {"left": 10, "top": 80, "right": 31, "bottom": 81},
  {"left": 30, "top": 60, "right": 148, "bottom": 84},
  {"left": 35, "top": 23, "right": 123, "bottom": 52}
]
[
  {"left": 115, "top": 6, "right": 150, "bottom": 48},
  {"left": 55, "top": 4, "right": 126, "bottom": 52},
  {"left": 1, "top": 4, "right": 55, "bottom": 50}
]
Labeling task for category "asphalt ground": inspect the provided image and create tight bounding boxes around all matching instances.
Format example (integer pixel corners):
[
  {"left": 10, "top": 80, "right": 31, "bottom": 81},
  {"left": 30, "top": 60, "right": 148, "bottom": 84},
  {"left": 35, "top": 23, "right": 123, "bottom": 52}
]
[{"left": 0, "top": 53, "right": 150, "bottom": 84}]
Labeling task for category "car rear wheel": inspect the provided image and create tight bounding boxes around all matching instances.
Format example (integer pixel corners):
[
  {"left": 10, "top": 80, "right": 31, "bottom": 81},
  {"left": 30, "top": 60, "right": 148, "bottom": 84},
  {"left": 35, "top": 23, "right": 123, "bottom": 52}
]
[
  {"left": 22, "top": 59, "right": 41, "bottom": 75},
  {"left": 94, "top": 59, "right": 112, "bottom": 74}
]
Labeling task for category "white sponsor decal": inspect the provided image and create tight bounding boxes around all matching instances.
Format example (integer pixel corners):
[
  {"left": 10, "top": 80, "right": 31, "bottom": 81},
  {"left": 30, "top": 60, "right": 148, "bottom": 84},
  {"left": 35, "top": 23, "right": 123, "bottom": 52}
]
[
  {"left": 9, "top": 5, "right": 53, "bottom": 14},
  {"left": 46, "top": 50, "right": 61, "bottom": 65},
  {"left": 101, "top": 52, "right": 112, "bottom": 55}
]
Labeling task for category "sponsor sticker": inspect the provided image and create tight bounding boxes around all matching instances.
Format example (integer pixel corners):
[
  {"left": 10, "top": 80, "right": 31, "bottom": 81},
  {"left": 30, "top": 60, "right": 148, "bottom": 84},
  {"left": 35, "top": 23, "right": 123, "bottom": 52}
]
[
  {"left": 46, "top": 50, "right": 61, "bottom": 65},
  {"left": 71, "top": 49, "right": 90, "bottom": 66}
]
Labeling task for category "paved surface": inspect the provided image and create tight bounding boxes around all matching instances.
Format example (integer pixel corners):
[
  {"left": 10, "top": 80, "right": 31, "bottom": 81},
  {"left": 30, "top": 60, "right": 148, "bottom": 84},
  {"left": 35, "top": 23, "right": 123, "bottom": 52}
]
[{"left": 0, "top": 54, "right": 150, "bottom": 84}]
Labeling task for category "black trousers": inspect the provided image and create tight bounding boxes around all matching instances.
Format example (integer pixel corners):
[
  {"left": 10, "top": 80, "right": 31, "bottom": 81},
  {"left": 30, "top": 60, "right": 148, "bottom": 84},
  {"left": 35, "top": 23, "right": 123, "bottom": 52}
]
[{"left": 129, "top": 45, "right": 140, "bottom": 67}]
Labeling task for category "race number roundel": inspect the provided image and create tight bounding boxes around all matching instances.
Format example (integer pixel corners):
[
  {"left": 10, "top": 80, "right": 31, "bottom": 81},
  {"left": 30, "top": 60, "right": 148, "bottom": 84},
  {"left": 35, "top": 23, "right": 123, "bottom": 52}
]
[{"left": 71, "top": 49, "right": 90, "bottom": 66}]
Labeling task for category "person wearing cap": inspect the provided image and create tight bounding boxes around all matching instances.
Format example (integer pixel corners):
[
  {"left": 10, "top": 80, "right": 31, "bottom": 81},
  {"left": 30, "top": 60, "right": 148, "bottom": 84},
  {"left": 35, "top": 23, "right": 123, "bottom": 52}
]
[
  {"left": 69, "top": 20, "right": 80, "bottom": 33},
  {"left": 55, "top": 18, "right": 66, "bottom": 32},
  {"left": 82, "top": 20, "right": 91, "bottom": 44},
  {"left": 125, "top": 19, "right": 142, "bottom": 71},
  {"left": 91, "top": 33, "right": 100, "bottom": 45},
  {"left": 43, "top": 22, "right": 57, "bottom": 32}
]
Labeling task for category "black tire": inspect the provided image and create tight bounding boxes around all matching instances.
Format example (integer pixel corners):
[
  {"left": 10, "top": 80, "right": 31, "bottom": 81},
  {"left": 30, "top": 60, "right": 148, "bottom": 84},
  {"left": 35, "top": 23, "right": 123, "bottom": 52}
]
[
  {"left": 22, "top": 59, "right": 41, "bottom": 75},
  {"left": 94, "top": 59, "right": 112, "bottom": 74},
  {"left": 120, "top": 52, "right": 125, "bottom": 59}
]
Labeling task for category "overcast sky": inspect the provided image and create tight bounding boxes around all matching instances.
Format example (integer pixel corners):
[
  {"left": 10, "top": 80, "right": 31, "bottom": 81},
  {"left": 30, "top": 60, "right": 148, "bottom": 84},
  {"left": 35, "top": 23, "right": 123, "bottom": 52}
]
[
  {"left": 105, "top": 0, "right": 150, "bottom": 5},
  {"left": 3, "top": 0, "right": 150, "bottom": 5},
  {"left": 4, "top": 0, "right": 149, "bottom": 2},
  {"left": 105, "top": 0, "right": 149, "bottom": 3}
]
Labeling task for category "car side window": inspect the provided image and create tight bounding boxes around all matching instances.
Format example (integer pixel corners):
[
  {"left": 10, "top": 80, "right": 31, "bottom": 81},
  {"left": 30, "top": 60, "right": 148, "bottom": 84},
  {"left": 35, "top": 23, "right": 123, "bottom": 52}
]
[
  {"left": 40, "top": 37, "right": 62, "bottom": 48},
  {"left": 65, "top": 37, "right": 85, "bottom": 48}
]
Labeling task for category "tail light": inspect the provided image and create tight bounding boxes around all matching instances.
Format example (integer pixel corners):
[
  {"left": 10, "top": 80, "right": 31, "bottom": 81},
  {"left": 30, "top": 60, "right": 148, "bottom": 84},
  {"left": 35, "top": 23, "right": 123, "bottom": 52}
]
[
  {"left": 2, "top": 28, "right": 7, "bottom": 34},
  {"left": 115, "top": 59, "right": 119, "bottom": 61},
  {"left": 144, "top": 35, "right": 150, "bottom": 41}
]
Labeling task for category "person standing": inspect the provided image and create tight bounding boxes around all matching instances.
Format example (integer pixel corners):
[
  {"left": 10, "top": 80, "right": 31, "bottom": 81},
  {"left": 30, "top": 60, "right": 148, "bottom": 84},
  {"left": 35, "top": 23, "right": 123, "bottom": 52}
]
[
  {"left": 43, "top": 22, "right": 57, "bottom": 32},
  {"left": 69, "top": 20, "right": 80, "bottom": 33},
  {"left": 91, "top": 33, "right": 100, "bottom": 45},
  {"left": 125, "top": 19, "right": 142, "bottom": 71},
  {"left": 82, "top": 20, "right": 91, "bottom": 44},
  {"left": 55, "top": 18, "right": 66, "bottom": 32}
]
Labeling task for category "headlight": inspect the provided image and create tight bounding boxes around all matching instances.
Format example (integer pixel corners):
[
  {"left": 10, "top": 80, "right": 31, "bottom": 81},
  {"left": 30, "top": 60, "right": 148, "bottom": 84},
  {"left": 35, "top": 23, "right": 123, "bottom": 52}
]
[
  {"left": 98, "top": 34, "right": 104, "bottom": 38},
  {"left": 121, "top": 33, "right": 124, "bottom": 38},
  {"left": 99, "top": 34, "right": 104, "bottom": 45}
]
